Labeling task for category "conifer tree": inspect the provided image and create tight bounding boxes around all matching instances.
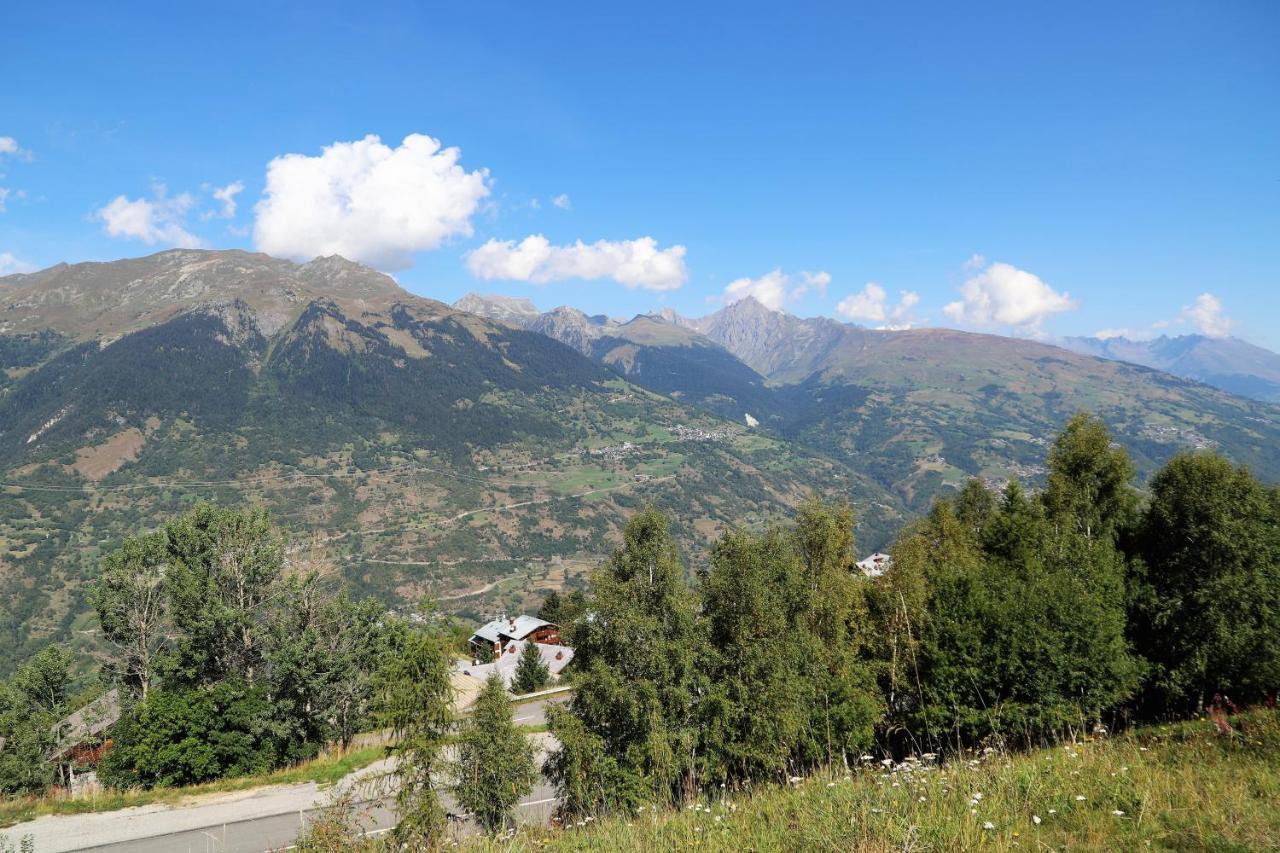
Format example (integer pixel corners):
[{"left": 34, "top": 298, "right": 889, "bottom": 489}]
[
  {"left": 512, "top": 641, "right": 550, "bottom": 695},
  {"left": 376, "top": 630, "right": 454, "bottom": 845},
  {"left": 452, "top": 674, "right": 536, "bottom": 835}
]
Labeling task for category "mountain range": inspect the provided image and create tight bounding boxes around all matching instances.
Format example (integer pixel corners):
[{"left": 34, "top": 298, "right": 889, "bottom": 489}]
[
  {"left": 455, "top": 292, "right": 1280, "bottom": 505},
  {"left": 1060, "top": 333, "right": 1280, "bottom": 404},
  {"left": 0, "top": 251, "right": 875, "bottom": 669},
  {"left": 2, "top": 250, "right": 1279, "bottom": 672}
]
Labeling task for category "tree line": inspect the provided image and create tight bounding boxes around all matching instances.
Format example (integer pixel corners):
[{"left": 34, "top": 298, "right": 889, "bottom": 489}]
[
  {"left": 1, "top": 413, "right": 1277, "bottom": 847},
  {"left": 536, "top": 414, "right": 1279, "bottom": 828},
  {"left": 310, "top": 413, "right": 1279, "bottom": 845}
]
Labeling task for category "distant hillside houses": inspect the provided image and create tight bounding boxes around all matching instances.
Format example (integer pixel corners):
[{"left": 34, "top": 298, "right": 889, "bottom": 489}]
[
  {"left": 857, "top": 552, "right": 892, "bottom": 578},
  {"left": 469, "top": 614, "right": 562, "bottom": 657}
]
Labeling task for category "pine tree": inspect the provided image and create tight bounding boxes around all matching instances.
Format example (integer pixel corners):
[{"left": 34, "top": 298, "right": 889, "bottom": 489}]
[
  {"left": 452, "top": 674, "right": 536, "bottom": 835},
  {"left": 512, "top": 641, "right": 550, "bottom": 695},
  {"left": 376, "top": 630, "right": 454, "bottom": 845}
]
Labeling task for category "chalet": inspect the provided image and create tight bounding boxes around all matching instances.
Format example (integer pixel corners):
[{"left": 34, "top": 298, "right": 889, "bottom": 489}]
[
  {"left": 457, "top": 639, "right": 575, "bottom": 690},
  {"left": 856, "top": 552, "right": 892, "bottom": 578},
  {"left": 49, "top": 688, "right": 121, "bottom": 791},
  {"left": 469, "top": 614, "right": 561, "bottom": 657}
]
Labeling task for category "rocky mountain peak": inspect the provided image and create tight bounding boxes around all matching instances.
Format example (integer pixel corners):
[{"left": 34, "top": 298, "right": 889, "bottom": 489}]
[{"left": 453, "top": 292, "right": 542, "bottom": 327}]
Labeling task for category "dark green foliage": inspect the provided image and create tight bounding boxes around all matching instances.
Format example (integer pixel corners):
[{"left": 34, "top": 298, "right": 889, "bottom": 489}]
[
  {"left": 512, "top": 641, "right": 550, "bottom": 695},
  {"left": 375, "top": 629, "right": 454, "bottom": 845},
  {"left": 698, "top": 501, "right": 878, "bottom": 786},
  {"left": 1129, "top": 452, "right": 1280, "bottom": 715},
  {"left": 871, "top": 479, "right": 1139, "bottom": 748},
  {"left": 1044, "top": 412, "right": 1138, "bottom": 541},
  {"left": 451, "top": 674, "right": 537, "bottom": 835},
  {"left": 555, "top": 508, "right": 701, "bottom": 810},
  {"left": 99, "top": 680, "right": 277, "bottom": 788},
  {"left": 591, "top": 337, "right": 778, "bottom": 426},
  {"left": 268, "top": 586, "right": 390, "bottom": 753},
  {"left": 544, "top": 703, "right": 644, "bottom": 820},
  {"left": 699, "top": 528, "right": 810, "bottom": 783},
  {"left": 0, "top": 311, "right": 259, "bottom": 460},
  {"left": 93, "top": 504, "right": 391, "bottom": 788},
  {"left": 789, "top": 499, "right": 879, "bottom": 766},
  {"left": 537, "top": 589, "right": 588, "bottom": 629},
  {"left": 0, "top": 330, "right": 64, "bottom": 369},
  {"left": 0, "top": 646, "right": 71, "bottom": 794},
  {"left": 155, "top": 504, "right": 284, "bottom": 688}
]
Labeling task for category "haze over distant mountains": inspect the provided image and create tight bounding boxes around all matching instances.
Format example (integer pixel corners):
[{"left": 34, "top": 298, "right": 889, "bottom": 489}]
[
  {"left": 456, "top": 292, "right": 1280, "bottom": 405},
  {"left": 1060, "top": 334, "right": 1280, "bottom": 404}
]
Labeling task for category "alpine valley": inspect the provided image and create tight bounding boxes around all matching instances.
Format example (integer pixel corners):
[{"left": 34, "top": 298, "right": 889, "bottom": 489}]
[{"left": 2, "top": 249, "right": 1278, "bottom": 671}]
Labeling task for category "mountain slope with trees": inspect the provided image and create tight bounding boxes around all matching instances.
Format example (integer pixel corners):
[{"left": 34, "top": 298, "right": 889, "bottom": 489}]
[
  {"left": 455, "top": 293, "right": 1280, "bottom": 517},
  {"left": 0, "top": 251, "right": 888, "bottom": 674}
]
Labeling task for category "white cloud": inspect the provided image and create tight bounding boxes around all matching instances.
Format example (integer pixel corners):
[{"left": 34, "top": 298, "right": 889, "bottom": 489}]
[
  {"left": 466, "top": 234, "right": 687, "bottom": 291},
  {"left": 944, "top": 260, "right": 1076, "bottom": 331},
  {"left": 724, "top": 270, "right": 790, "bottom": 310},
  {"left": 253, "top": 133, "right": 490, "bottom": 270},
  {"left": 1093, "top": 328, "right": 1137, "bottom": 341},
  {"left": 0, "top": 252, "right": 35, "bottom": 275},
  {"left": 1092, "top": 293, "right": 1234, "bottom": 341},
  {"left": 0, "top": 137, "right": 30, "bottom": 161},
  {"left": 836, "top": 282, "right": 921, "bottom": 327},
  {"left": 207, "top": 180, "right": 244, "bottom": 219},
  {"left": 552, "top": 193, "right": 572, "bottom": 210},
  {"left": 791, "top": 270, "right": 830, "bottom": 300},
  {"left": 1179, "top": 292, "right": 1231, "bottom": 338},
  {"left": 0, "top": 187, "right": 8, "bottom": 213},
  {"left": 94, "top": 184, "right": 203, "bottom": 248},
  {"left": 721, "top": 268, "right": 832, "bottom": 311}
]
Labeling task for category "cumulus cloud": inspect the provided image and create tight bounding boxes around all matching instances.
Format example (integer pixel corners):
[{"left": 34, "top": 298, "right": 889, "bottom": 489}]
[
  {"left": 94, "top": 184, "right": 203, "bottom": 248},
  {"left": 944, "top": 259, "right": 1076, "bottom": 332},
  {"left": 1180, "top": 292, "right": 1231, "bottom": 337},
  {"left": 466, "top": 234, "right": 687, "bottom": 291},
  {"left": 0, "top": 187, "right": 9, "bottom": 213},
  {"left": 721, "top": 269, "right": 832, "bottom": 311},
  {"left": 206, "top": 180, "right": 244, "bottom": 219},
  {"left": 836, "top": 282, "right": 920, "bottom": 327},
  {"left": 552, "top": 193, "right": 572, "bottom": 210},
  {"left": 253, "top": 133, "right": 490, "bottom": 270},
  {"left": 0, "top": 251, "right": 35, "bottom": 275},
  {"left": 1090, "top": 293, "right": 1232, "bottom": 341}
]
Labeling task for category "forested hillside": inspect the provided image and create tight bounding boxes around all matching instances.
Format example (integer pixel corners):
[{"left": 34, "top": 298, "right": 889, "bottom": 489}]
[{"left": 0, "top": 251, "right": 892, "bottom": 673}]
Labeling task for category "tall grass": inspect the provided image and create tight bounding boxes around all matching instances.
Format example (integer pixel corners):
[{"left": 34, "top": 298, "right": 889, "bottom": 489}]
[{"left": 468, "top": 709, "right": 1280, "bottom": 851}]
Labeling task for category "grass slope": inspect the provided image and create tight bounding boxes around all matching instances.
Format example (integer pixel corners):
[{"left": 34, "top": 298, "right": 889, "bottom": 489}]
[{"left": 471, "top": 709, "right": 1280, "bottom": 852}]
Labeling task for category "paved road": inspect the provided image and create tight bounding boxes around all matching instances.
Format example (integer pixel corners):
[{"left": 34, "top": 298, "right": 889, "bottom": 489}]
[
  {"left": 510, "top": 691, "right": 570, "bottom": 727},
  {"left": 4, "top": 734, "right": 562, "bottom": 853}
]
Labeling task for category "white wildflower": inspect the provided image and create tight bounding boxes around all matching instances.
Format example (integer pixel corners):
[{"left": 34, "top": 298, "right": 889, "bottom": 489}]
[{"left": 1032, "top": 815, "right": 1042, "bottom": 825}]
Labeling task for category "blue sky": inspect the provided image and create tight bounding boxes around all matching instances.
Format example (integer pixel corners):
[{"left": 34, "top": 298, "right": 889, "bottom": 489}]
[{"left": 2, "top": 1, "right": 1277, "bottom": 347}]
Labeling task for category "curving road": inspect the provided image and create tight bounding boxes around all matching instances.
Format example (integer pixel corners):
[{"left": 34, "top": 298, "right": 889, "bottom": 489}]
[{"left": 4, "top": 728, "right": 564, "bottom": 853}]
